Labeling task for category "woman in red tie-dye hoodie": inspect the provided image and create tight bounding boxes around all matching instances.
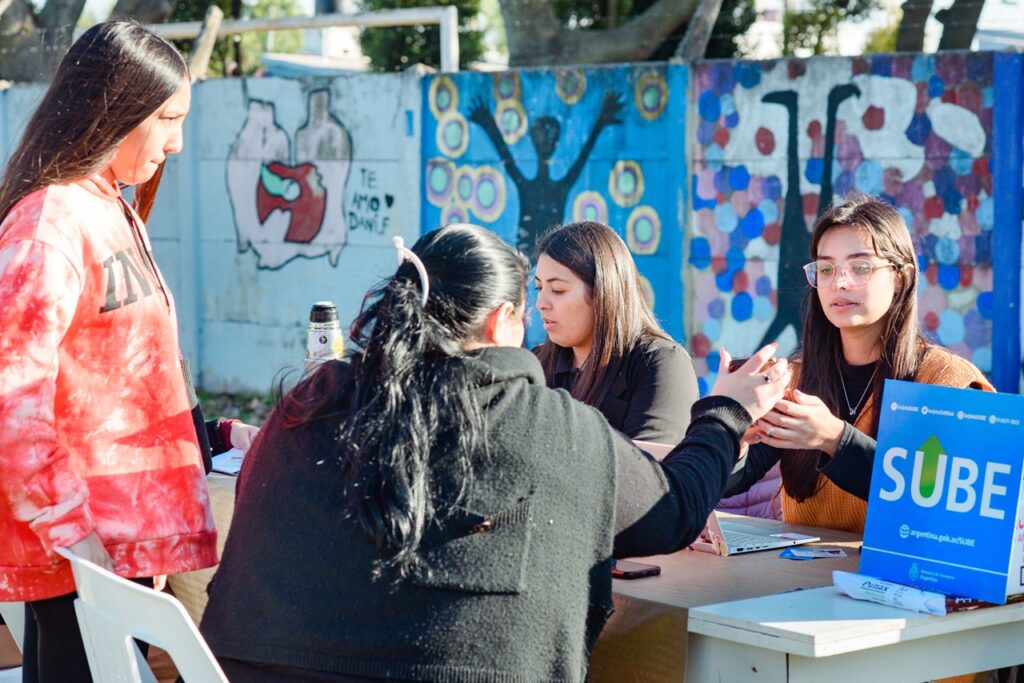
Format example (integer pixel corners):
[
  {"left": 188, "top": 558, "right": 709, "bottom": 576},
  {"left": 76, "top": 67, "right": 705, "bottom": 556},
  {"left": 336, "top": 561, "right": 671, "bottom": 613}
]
[{"left": 0, "top": 21, "right": 218, "bottom": 682}]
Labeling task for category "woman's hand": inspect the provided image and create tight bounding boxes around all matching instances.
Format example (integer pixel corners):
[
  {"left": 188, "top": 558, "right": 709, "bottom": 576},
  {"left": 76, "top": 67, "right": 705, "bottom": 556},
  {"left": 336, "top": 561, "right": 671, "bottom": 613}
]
[
  {"left": 64, "top": 531, "right": 114, "bottom": 572},
  {"left": 230, "top": 421, "right": 260, "bottom": 452},
  {"left": 712, "top": 344, "right": 791, "bottom": 422},
  {"left": 752, "top": 389, "right": 846, "bottom": 455}
]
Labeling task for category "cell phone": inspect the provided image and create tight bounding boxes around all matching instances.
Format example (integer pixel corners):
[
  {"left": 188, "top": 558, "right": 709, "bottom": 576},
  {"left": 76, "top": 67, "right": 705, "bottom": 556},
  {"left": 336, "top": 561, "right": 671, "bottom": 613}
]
[
  {"left": 727, "top": 357, "right": 750, "bottom": 373},
  {"left": 728, "top": 356, "right": 778, "bottom": 373},
  {"left": 611, "top": 560, "right": 661, "bottom": 579}
]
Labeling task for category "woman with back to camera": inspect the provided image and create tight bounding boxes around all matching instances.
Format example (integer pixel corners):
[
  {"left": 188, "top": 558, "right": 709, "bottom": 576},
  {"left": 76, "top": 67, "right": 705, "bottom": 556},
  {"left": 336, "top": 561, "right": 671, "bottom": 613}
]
[
  {"left": 533, "top": 221, "right": 699, "bottom": 443},
  {"left": 200, "top": 224, "right": 790, "bottom": 682},
  {"left": 724, "top": 194, "right": 993, "bottom": 533},
  {"left": 0, "top": 21, "right": 241, "bottom": 682}
]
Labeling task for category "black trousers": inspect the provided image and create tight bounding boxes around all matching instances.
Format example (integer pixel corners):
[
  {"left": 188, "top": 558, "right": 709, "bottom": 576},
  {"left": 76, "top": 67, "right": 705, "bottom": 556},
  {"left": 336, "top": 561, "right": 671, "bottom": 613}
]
[{"left": 22, "top": 577, "right": 153, "bottom": 683}]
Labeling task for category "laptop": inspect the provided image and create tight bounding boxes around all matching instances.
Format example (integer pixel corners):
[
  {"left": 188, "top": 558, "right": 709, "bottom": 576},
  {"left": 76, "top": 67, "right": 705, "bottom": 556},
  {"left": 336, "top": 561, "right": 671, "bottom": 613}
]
[
  {"left": 691, "top": 511, "right": 820, "bottom": 556},
  {"left": 631, "top": 441, "right": 821, "bottom": 556}
]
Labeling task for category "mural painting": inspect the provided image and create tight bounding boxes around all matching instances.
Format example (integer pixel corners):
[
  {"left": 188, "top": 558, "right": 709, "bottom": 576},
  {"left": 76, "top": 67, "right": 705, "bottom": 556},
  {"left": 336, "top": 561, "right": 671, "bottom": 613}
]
[
  {"left": 228, "top": 88, "right": 354, "bottom": 270},
  {"left": 422, "top": 66, "right": 688, "bottom": 345},
  {"left": 689, "top": 55, "right": 998, "bottom": 394}
]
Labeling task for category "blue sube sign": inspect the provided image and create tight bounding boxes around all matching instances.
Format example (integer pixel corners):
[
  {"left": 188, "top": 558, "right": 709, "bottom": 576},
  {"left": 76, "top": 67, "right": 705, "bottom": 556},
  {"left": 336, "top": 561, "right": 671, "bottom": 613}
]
[{"left": 861, "top": 380, "right": 1024, "bottom": 604}]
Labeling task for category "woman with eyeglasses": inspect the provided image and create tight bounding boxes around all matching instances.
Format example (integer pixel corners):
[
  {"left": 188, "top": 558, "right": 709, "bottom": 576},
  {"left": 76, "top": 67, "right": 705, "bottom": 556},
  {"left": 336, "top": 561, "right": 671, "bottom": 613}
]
[{"left": 721, "top": 194, "right": 993, "bottom": 533}]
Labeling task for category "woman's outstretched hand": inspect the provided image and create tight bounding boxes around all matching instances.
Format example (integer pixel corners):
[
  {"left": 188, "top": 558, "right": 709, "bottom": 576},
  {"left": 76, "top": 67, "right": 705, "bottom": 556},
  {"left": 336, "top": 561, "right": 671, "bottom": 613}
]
[
  {"left": 752, "top": 388, "right": 846, "bottom": 455},
  {"left": 712, "top": 344, "right": 791, "bottom": 423}
]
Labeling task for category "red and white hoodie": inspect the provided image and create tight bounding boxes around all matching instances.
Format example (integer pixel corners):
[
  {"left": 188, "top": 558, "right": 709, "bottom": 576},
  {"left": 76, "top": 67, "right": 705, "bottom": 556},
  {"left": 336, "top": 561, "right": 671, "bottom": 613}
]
[{"left": 0, "top": 175, "right": 217, "bottom": 601}]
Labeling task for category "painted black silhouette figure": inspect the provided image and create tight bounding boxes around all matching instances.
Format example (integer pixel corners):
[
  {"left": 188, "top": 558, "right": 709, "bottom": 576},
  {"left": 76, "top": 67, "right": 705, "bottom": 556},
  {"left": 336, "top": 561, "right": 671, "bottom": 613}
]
[
  {"left": 818, "top": 84, "right": 861, "bottom": 214},
  {"left": 468, "top": 91, "right": 624, "bottom": 255},
  {"left": 758, "top": 83, "right": 861, "bottom": 348}
]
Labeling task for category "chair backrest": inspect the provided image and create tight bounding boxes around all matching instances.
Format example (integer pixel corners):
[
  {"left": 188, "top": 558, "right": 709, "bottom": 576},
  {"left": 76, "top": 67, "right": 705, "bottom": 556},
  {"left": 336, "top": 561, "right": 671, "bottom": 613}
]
[
  {"left": 0, "top": 602, "right": 24, "bottom": 652},
  {"left": 55, "top": 548, "right": 228, "bottom": 683}
]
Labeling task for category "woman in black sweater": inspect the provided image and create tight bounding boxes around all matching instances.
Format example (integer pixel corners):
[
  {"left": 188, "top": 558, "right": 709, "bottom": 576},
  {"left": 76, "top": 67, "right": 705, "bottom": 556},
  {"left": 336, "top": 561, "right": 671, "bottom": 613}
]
[
  {"left": 200, "top": 224, "right": 789, "bottom": 682},
  {"left": 534, "top": 221, "right": 698, "bottom": 442}
]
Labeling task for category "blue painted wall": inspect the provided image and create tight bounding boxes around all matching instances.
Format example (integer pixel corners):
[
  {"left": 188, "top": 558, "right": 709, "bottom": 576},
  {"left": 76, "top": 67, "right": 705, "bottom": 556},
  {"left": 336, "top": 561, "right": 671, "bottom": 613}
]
[{"left": 421, "top": 65, "right": 688, "bottom": 347}]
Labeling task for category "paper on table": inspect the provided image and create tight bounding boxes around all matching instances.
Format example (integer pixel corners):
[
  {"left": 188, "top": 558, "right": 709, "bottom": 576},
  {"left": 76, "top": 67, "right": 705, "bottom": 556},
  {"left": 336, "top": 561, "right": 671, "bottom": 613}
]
[{"left": 211, "top": 447, "right": 245, "bottom": 475}]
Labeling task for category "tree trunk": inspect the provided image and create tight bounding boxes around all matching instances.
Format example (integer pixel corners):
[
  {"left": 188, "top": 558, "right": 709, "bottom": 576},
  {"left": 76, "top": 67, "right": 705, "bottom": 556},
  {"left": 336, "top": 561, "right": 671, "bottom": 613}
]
[
  {"left": 936, "top": 0, "right": 986, "bottom": 50},
  {"left": 501, "top": 0, "right": 700, "bottom": 66},
  {"left": 109, "top": 0, "right": 175, "bottom": 23},
  {"left": 188, "top": 4, "right": 223, "bottom": 81},
  {"left": 895, "top": 0, "right": 933, "bottom": 52},
  {"left": 0, "top": 0, "right": 87, "bottom": 81},
  {"left": 674, "top": 0, "right": 724, "bottom": 60}
]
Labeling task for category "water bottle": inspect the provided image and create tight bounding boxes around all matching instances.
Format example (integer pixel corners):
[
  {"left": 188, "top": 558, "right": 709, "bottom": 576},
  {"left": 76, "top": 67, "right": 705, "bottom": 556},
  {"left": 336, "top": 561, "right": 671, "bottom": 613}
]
[{"left": 305, "top": 301, "right": 344, "bottom": 371}]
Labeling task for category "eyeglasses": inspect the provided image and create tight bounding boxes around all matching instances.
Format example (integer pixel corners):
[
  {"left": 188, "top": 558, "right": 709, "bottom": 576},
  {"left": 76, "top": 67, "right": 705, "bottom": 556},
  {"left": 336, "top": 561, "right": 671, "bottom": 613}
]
[{"left": 802, "top": 259, "right": 897, "bottom": 288}]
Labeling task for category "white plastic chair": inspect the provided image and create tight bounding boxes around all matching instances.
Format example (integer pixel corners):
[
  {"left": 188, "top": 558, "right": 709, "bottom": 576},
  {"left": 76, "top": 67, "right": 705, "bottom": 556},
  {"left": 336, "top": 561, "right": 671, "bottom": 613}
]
[
  {"left": 0, "top": 602, "right": 24, "bottom": 652},
  {"left": 55, "top": 548, "right": 228, "bottom": 683},
  {"left": 0, "top": 601, "right": 24, "bottom": 683}
]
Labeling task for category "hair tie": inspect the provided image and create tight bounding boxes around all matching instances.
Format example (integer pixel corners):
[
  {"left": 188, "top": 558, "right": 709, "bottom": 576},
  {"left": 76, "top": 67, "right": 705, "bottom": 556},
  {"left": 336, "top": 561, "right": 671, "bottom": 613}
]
[{"left": 393, "top": 236, "right": 430, "bottom": 306}]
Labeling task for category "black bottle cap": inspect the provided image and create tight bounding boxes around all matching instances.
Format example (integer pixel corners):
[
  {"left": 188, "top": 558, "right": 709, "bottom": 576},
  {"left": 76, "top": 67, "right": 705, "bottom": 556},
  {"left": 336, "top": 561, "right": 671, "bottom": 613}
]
[{"left": 310, "top": 301, "right": 339, "bottom": 323}]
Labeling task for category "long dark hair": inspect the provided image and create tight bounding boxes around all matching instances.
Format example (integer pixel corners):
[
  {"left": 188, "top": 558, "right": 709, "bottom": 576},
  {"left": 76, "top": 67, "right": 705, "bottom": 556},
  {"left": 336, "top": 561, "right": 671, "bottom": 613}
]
[
  {"left": 0, "top": 20, "right": 187, "bottom": 224},
  {"left": 283, "top": 224, "right": 529, "bottom": 578},
  {"left": 783, "top": 194, "right": 923, "bottom": 501},
  {"left": 534, "top": 221, "right": 670, "bottom": 407}
]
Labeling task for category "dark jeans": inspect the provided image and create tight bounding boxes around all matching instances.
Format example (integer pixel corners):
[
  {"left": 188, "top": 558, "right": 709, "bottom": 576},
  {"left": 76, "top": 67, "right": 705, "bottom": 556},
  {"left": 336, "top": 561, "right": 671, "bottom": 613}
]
[{"left": 22, "top": 577, "right": 153, "bottom": 683}]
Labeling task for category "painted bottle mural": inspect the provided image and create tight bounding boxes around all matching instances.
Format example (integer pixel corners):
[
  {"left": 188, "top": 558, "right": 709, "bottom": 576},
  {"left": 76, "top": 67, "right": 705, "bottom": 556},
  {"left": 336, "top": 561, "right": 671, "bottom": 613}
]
[
  {"left": 293, "top": 89, "right": 353, "bottom": 250},
  {"left": 228, "top": 100, "right": 291, "bottom": 268},
  {"left": 228, "top": 89, "right": 354, "bottom": 269}
]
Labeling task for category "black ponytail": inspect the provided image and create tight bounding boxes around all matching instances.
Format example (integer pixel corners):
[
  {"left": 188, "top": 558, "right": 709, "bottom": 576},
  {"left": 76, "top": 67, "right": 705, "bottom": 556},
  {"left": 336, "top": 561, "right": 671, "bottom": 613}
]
[{"left": 283, "top": 224, "right": 528, "bottom": 579}]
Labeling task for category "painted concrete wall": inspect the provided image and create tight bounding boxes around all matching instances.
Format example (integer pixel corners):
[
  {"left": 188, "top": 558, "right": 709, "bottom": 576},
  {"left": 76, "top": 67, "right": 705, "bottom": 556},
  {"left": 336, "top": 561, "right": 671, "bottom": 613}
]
[
  {"left": 422, "top": 56, "right": 1022, "bottom": 393},
  {"left": 0, "top": 54, "right": 1020, "bottom": 394},
  {"left": 688, "top": 53, "right": 1023, "bottom": 394},
  {"left": 421, "top": 65, "right": 689, "bottom": 347},
  {"left": 148, "top": 72, "right": 423, "bottom": 392}
]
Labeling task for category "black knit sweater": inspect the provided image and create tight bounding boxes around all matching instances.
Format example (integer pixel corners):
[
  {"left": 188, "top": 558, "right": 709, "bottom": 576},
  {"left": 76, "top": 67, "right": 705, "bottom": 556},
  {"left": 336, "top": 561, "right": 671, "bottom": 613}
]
[{"left": 200, "top": 347, "right": 750, "bottom": 682}]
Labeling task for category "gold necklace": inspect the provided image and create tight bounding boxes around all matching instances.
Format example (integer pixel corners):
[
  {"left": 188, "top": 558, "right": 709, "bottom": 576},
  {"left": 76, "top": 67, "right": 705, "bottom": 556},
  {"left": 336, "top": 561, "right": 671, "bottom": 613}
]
[{"left": 838, "top": 363, "right": 878, "bottom": 417}]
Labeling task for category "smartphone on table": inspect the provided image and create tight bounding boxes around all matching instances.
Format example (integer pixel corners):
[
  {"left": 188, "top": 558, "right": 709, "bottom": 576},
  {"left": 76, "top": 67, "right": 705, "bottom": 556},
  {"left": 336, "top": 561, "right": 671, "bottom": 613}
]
[{"left": 611, "top": 560, "right": 661, "bottom": 579}]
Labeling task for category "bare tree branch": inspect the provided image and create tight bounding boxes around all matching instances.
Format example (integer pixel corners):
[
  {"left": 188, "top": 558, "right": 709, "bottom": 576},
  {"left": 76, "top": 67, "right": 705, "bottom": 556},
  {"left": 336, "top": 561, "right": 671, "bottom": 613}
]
[
  {"left": 674, "top": 0, "right": 723, "bottom": 60},
  {"left": 109, "top": 0, "right": 175, "bottom": 24},
  {"left": 188, "top": 4, "right": 223, "bottom": 80},
  {"left": 501, "top": 0, "right": 701, "bottom": 66}
]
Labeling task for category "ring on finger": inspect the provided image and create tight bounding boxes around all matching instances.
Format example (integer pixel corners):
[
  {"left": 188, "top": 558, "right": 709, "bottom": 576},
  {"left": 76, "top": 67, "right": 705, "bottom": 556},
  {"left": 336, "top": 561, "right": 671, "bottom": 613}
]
[{"left": 766, "top": 426, "right": 775, "bottom": 438}]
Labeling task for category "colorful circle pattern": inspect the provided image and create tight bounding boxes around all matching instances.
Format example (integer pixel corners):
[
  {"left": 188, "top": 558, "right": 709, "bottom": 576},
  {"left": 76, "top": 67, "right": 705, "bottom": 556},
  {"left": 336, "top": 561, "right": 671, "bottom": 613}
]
[
  {"left": 436, "top": 112, "right": 469, "bottom": 158},
  {"left": 635, "top": 72, "right": 668, "bottom": 121},
  {"left": 495, "top": 99, "right": 528, "bottom": 145},
  {"left": 493, "top": 72, "right": 521, "bottom": 101},
  {"left": 572, "top": 191, "right": 608, "bottom": 224},
  {"left": 556, "top": 68, "right": 587, "bottom": 105},
  {"left": 429, "top": 76, "right": 458, "bottom": 120},
  {"left": 425, "top": 158, "right": 455, "bottom": 206},
  {"left": 471, "top": 165, "right": 507, "bottom": 222},
  {"left": 609, "top": 160, "right": 645, "bottom": 207},
  {"left": 626, "top": 206, "right": 661, "bottom": 255}
]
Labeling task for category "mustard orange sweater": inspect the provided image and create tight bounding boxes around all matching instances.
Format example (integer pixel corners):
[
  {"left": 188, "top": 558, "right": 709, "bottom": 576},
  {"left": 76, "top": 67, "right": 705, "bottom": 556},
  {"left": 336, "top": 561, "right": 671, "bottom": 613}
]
[{"left": 781, "top": 346, "right": 994, "bottom": 533}]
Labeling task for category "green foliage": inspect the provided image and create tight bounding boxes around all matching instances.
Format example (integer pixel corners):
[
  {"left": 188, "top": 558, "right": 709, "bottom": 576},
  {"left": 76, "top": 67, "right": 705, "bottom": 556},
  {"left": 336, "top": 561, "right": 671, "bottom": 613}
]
[
  {"left": 171, "top": 0, "right": 305, "bottom": 76},
  {"left": 863, "top": 14, "right": 898, "bottom": 54},
  {"left": 550, "top": 0, "right": 633, "bottom": 30},
  {"left": 357, "top": 0, "right": 484, "bottom": 71},
  {"left": 782, "top": 0, "right": 880, "bottom": 56},
  {"left": 198, "top": 389, "right": 275, "bottom": 425},
  {"left": 706, "top": 0, "right": 759, "bottom": 59}
]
